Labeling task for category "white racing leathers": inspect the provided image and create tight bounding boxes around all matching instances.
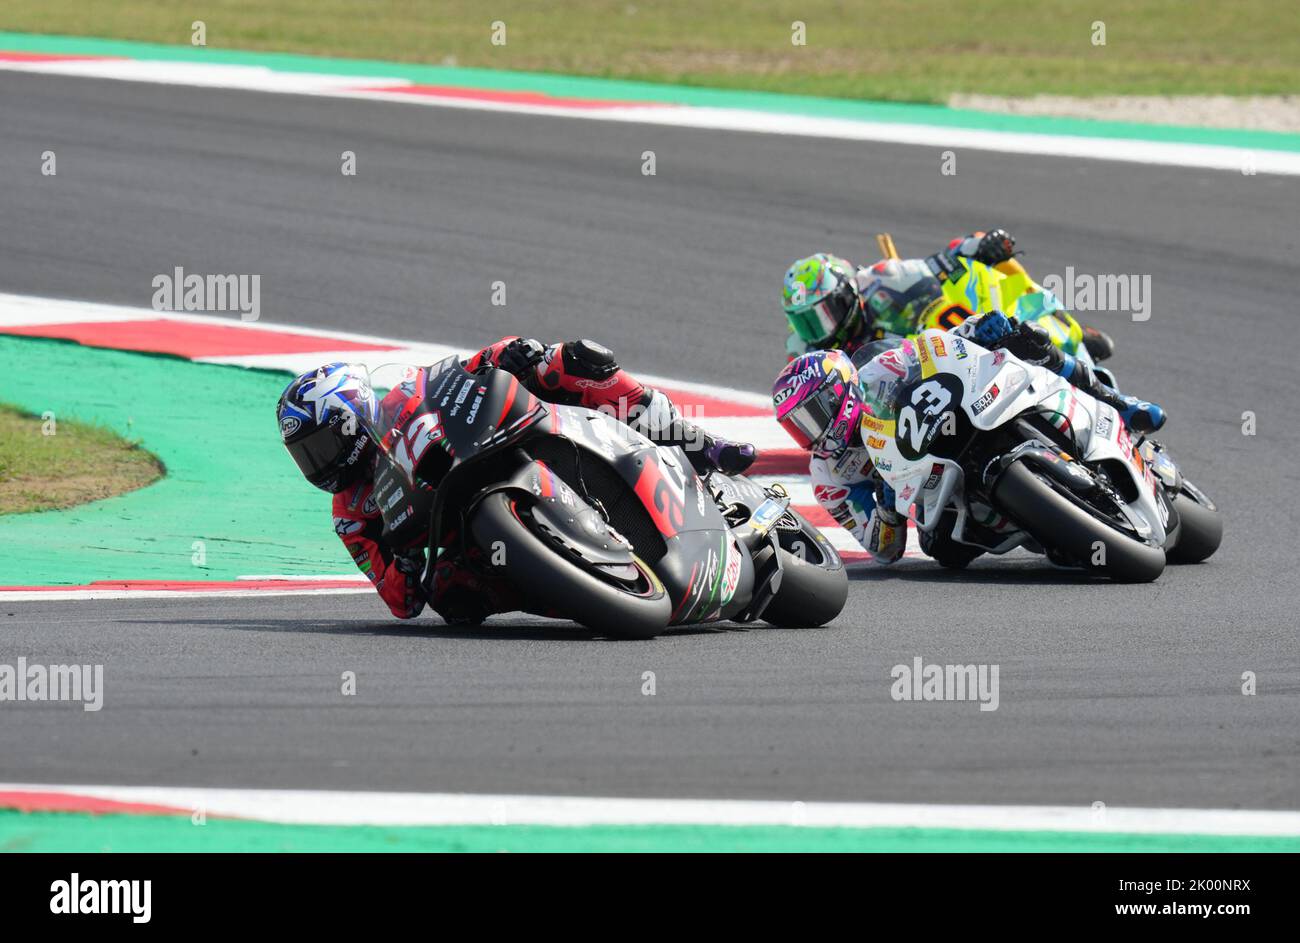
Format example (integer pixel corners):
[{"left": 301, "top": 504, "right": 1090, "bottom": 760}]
[{"left": 809, "top": 444, "right": 907, "bottom": 564}]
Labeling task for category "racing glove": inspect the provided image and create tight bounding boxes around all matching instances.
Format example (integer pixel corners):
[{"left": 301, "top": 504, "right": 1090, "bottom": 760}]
[
  {"left": 972, "top": 229, "right": 1017, "bottom": 266},
  {"left": 497, "top": 337, "right": 546, "bottom": 376},
  {"left": 392, "top": 548, "right": 425, "bottom": 577},
  {"left": 952, "top": 310, "right": 1017, "bottom": 347}
]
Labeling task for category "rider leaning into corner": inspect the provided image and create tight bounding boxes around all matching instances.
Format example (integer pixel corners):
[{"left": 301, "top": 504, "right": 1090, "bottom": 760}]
[
  {"left": 771, "top": 311, "right": 1167, "bottom": 568},
  {"left": 276, "top": 337, "right": 756, "bottom": 623},
  {"left": 779, "top": 228, "right": 1118, "bottom": 371}
]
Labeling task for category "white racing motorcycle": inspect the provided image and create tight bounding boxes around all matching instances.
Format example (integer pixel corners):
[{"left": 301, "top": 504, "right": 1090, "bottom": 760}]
[{"left": 861, "top": 330, "right": 1222, "bottom": 582}]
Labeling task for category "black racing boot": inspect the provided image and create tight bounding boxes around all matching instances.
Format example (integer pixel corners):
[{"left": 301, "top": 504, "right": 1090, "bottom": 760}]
[{"left": 1080, "top": 324, "right": 1116, "bottom": 362}]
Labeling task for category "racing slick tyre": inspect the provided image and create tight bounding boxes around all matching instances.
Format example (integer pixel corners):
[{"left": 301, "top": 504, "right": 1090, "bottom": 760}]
[
  {"left": 470, "top": 491, "right": 671, "bottom": 639},
  {"left": 992, "top": 459, "right": 1166, "bottom": 583},
  {"left": 1166, "top": 485, "right": 1223, "bottom": 564},
  {"left": 761, "top": 522, "right": 849, "bottom": 628}
]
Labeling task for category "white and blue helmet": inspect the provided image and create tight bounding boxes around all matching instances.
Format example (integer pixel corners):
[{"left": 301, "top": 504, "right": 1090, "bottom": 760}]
[{"left": 277, "top": 363, "right": 379, "bottom": 492}]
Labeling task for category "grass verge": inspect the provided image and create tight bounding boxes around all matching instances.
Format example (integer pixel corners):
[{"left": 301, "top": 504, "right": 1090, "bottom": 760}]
[
  {"left": 0, "top": 404, "right": 163, "bottom": 514},
  {"left": 0, "top": 1, "right": 1296, "bottom": 103}
]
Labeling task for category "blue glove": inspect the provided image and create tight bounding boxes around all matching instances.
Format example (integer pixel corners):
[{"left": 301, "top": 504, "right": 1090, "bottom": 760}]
[{"left": 970, "top": 311, "right": 1014, "bottom": 346}]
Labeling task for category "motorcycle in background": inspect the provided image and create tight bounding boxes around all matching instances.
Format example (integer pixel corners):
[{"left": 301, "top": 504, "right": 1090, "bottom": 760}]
[{"left": 861, "top": 330, "right": 1222, "bottom": 582}]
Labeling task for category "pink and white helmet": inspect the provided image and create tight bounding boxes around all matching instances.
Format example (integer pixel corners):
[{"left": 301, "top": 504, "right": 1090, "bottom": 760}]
[{"left": 772, "top": 349, "right": 865, "bottom": 455}]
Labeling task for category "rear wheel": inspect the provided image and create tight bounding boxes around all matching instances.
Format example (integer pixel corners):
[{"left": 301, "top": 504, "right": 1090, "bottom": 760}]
[
  {"left": 470, "top": 491, "right": 671, "bottom": 639},
  {"left": 1167, "top": 484, "right": 1222, "bottom": 564},
  {"left": 992, "top": 460, "right": 1165, "bottom": 583}
]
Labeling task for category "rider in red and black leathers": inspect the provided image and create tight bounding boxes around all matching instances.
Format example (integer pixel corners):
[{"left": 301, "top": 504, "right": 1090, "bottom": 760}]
[{"left": 283, "top": 337, "right": 756, "bottom": 623}]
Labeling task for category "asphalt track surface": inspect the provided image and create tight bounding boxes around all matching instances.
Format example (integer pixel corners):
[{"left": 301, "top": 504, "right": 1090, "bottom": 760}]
[{"left": 2, "top": 73, "right": 1298, "bottom": 808}]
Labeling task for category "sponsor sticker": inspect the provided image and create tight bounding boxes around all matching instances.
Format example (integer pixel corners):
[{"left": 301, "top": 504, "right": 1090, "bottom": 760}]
[
  {"left": 334, "top": 517, "right": 363, "bottom": 536},
  {"left": 721, "top": 540, "right": 743, "bottom": 604},
  {"left": 814, "top": 484, "right": 849, "bottom": 503},
  {"left": 971, "top": 383, "right": 1001, "bottom": 415},
  {"left": 1095, "top": 412, "right": 1114, "bottom": 439}
]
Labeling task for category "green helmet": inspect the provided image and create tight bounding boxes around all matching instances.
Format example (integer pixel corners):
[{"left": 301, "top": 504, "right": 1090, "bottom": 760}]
[{"left": 782, "top": 253, "right": 862, "bottom": 347}]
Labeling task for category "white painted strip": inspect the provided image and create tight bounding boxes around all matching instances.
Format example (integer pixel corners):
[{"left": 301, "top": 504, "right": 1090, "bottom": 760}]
[
  {"left": 701, "top": 416, "right": 790, "bottom": 449},
  {"left": 1, "top": 57, "right": 1295, "bottom": 174},
  {"left": 0, "top": 57, "right": 410, "bottom": 94},
  {"left": 198, "top": 347, "right": 463, "bottom": 379},
  {"left": 0, "top": 292, "right": 158, "bottom": 326},
  {"left": 579, "top": 104, "right": 1300, "bottom": 176},
  {"left": 631, "top": 372, "right": 772, "bottom": 411},
  {"left": 3, "top": 782, "right": 1295, "bottom": 835}
]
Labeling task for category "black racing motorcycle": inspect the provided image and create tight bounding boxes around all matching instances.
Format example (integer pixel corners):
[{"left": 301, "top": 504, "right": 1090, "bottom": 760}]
[{"left": 363, "top": 357, "right": 847, "bottom": 639}]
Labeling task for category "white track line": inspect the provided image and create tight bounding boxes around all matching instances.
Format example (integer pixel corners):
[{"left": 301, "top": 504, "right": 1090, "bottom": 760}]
[
  {"left": 2, "top": 783, "right": 1296, "bottom": 835},
  {"left": 1, "top": 57, "right": 1295, "bottom": 174}
]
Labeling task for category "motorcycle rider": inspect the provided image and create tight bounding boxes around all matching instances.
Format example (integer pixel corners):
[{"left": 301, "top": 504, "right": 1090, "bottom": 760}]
[
  {"left": 780, "top": 229, "right": 1116, "bottom": 366},
  {"left": 771, "top": 310, "right": 1164, "bottom": 567},
  {"left": 277, "top": 336, "right": 756, "bottom": 622}
]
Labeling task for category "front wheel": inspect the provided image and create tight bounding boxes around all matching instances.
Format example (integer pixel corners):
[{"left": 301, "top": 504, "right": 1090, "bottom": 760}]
[
  {"left": 761, "top": 517, "right": 849, "bottom": 627},
  {"left": 1167, "top": 484, "right": 1222, "bottom": 564},
  {"left": 992, "top": 460, "right": 1166, "bottom": 583},
  {"left": 470, "top": 491, "right": 671, "bottom": 639}
]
